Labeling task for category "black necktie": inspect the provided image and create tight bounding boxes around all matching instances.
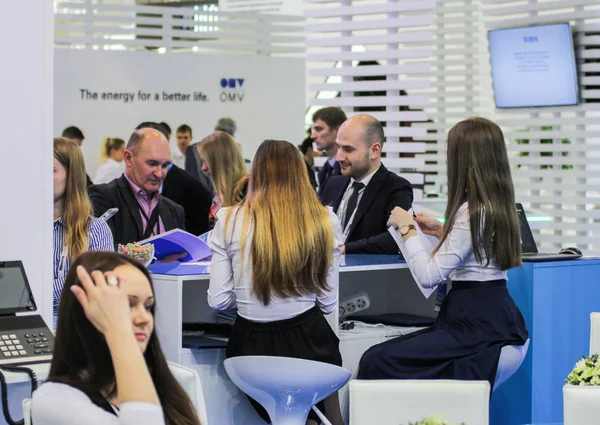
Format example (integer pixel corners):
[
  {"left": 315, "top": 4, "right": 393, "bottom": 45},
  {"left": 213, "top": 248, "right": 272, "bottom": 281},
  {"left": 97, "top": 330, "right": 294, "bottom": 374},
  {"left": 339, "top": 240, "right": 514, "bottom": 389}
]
[{"left": 343, "top": 181, "right": 365, "bottom": 229}]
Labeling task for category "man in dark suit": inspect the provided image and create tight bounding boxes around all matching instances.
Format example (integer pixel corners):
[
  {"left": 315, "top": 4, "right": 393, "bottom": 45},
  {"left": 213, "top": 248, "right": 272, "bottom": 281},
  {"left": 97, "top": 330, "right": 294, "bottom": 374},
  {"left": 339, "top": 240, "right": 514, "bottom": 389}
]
[
  {"left": 311, "top": 107, "right": 347, "bottom": 194},
  {"left": 162, "top": 164, "right": 212, "bottom": 236},
  {"left": 319, "top": 114, "right": 413, "bottom": 254},
  {"left": 89, "top": 128, "right": 185, "bottom": 253}
]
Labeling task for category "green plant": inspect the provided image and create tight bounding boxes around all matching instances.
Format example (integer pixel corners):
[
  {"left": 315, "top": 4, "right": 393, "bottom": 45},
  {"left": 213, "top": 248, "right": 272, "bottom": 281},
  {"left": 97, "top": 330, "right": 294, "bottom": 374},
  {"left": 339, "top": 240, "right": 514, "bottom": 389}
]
[
  {"left": 514, "top": 125, "right": 573, "bottom": 170},
  {"left": 405, "top": 415, "right": 466, "bottom": 425},
  {"left": 565, "top": 354, "right": 600, "bottom": 386}
]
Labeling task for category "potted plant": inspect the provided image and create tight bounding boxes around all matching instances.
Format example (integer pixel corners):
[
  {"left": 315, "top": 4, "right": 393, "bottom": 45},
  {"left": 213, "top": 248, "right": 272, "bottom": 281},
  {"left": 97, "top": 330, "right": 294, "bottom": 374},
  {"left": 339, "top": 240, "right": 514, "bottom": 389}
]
[{"left": 563, "top": 354, "right": 600, "bottom": 425}]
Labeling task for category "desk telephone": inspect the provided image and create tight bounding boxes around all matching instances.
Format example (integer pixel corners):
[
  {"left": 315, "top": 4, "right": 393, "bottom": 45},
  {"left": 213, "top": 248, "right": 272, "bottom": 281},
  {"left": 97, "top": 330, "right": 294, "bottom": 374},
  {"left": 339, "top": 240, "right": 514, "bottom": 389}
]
[{"left": 0, "top": 261, "right": 54, "bottom": 425}]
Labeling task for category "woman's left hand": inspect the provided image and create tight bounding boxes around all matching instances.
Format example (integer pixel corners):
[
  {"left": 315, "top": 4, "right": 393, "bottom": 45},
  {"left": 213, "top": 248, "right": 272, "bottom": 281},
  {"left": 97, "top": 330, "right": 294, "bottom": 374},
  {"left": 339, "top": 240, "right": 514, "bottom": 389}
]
[{"left": 387, "top": 207, "right": 414, "bottom": 230}]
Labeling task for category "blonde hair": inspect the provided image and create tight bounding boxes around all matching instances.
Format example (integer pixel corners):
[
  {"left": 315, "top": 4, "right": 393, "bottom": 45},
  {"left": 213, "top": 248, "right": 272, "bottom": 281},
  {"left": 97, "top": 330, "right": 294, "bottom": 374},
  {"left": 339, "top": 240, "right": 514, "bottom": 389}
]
[
  {"left": 197, "top": 132, "right": 248, "bottom": 206},
  {"left": 226, "top": 139, "right": 333, "bottom": 305},
  {"left": 99, "top": 137, "right": 125, "bottom": 163},
  {"left": 54, "top": 137, "right": 94, "bottom": 263}
]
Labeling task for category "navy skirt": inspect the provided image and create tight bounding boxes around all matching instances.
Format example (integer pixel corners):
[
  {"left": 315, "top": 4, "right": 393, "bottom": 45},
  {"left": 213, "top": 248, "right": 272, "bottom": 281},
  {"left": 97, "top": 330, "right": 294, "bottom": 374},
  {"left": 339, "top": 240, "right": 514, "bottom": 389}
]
[
  {"left": 357, "top": 280, "right": 528, "bottom": 388},
  {"left": 226, "top": 305, "right": 342, "bottom": 423}
]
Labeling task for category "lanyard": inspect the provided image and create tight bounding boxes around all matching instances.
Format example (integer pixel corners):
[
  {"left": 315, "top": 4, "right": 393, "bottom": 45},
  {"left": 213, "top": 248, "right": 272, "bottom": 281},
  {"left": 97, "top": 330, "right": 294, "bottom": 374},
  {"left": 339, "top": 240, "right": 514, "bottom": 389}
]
[
  {"left": 341, "top": 207, "right": 358, "bottom": 244},
  {"left": 138, "top": 203, "right": 161, "bottom": 239}
]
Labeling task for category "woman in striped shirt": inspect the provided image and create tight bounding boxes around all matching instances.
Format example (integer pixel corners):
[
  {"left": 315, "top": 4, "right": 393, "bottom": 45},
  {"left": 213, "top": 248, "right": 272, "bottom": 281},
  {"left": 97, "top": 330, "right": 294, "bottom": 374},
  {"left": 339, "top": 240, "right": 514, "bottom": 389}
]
[{"left": 53, "top": 137, "right": 114, "bottom": 315}]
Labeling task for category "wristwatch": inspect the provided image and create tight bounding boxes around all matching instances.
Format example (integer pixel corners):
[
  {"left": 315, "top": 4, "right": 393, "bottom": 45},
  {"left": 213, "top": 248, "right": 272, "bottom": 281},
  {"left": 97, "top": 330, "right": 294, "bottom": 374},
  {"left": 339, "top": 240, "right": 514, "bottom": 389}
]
[{"left": 400, "top": 224, "right": 417, "bottom": 236}]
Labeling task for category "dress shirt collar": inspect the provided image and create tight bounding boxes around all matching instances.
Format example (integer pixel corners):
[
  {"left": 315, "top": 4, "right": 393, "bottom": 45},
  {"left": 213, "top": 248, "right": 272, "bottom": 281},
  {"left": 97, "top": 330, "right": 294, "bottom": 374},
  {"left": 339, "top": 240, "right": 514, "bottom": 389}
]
[
  {"left": 350, "top": 165, "right": 380, "bottom": 189},
  {"left": 124, "top": 172, "right": 160, "bottom": 200}
]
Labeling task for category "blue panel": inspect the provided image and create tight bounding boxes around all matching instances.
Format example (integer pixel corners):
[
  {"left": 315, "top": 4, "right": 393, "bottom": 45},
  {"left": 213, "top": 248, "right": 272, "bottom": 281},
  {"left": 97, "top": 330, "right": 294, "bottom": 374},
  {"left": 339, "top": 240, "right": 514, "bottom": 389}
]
[{"left": 491, "top": 259, "right": 600, "bottom": 425}]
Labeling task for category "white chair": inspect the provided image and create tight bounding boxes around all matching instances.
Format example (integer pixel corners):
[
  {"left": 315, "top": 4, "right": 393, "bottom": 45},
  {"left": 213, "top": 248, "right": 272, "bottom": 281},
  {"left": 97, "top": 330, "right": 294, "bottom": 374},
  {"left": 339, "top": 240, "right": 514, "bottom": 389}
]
[
  {"left": 349, "top": 380, "right": 490, "bottom": 425},
  {"left": 589, "top": 312, "right": 600, "bottom": 355},
  {"left": 224, "top": 356, "right": 352, "bottom": 425},
  {"left": 168, "top": 361, "right": 209, "bottom": 425},
  {"left": 493, "top": 338, "right": 530, "bottom": 391},
  {"left": 564, "top": 385, "right": 600, "bottom": 425}
]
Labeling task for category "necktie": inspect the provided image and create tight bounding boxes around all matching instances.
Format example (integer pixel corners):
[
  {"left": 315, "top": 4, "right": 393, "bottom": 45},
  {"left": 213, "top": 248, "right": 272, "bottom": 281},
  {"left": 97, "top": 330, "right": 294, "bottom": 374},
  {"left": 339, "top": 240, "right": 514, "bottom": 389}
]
[{"left": 343, "top": 181, "right": 365, "bottom": 229}]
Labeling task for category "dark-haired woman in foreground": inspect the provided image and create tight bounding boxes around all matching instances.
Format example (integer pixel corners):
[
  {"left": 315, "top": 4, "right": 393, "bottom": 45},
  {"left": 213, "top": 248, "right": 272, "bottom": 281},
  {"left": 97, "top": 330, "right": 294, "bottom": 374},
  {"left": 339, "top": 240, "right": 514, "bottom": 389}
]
[
  {"left": 32, "top": 252, "right": 200, "bottom": 425},
  {"left": 359, "top": 117, "right": 528, "bottom": 387}
]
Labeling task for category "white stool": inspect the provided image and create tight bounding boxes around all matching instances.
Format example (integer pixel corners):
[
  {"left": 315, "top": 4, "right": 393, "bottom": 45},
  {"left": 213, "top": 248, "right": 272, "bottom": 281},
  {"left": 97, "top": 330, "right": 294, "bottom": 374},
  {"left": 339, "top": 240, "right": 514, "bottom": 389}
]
[
  {"left": 224, "top": 356, "right": 351, "bottom": 425},
  {"left": 493, "top": 338, "right": 530, "bottom": 391}
]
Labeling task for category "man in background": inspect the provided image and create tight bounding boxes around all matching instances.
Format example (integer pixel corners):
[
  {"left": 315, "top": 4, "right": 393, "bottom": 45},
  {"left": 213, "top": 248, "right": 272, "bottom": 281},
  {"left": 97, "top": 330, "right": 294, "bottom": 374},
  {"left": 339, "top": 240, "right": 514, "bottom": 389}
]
[
  {"left": 62, "top": 126, "right": 93, "bottom": 186},
  {"left": 311, "top": 107, "right": 347, "bottom": 193}
]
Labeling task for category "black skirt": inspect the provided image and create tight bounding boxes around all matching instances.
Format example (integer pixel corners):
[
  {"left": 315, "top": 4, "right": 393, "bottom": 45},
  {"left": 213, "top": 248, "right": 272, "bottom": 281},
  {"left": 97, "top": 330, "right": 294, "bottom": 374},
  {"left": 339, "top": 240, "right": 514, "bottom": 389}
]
[
  {"left": 226, "top": 305, "right": 342, "bottom": 423},
  {"left": 357, "top": 280, "right": 529, "bottom": 388}
]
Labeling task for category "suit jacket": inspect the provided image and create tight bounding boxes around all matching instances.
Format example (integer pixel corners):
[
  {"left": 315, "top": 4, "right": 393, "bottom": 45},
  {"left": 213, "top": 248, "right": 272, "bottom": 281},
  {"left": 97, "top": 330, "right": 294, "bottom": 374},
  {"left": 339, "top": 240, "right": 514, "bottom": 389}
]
[
  {"left": 88, "top": 175, "right": 185, "bottom": 247},
  {"left": 184, "top": 143, "right": 213, "bottom": 193},
  {"left": 319, "top": 164, "right": 413, "bottom": 254},
  {"left": 317, "top": 160, "right": 341, "bottom": 195},
  {"left": 162, "top": 165, "right": 212, "bottom": 236}
]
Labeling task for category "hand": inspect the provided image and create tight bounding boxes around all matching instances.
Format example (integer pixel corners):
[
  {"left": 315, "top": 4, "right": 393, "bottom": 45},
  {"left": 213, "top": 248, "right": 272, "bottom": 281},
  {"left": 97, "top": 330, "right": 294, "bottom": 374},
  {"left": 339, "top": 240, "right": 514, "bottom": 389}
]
[
  {"left": 387, "top": 207, "right": 414, "bottom": 230},
  {"left": 415, "top": 212, "right": 443, "bottom": 239},
  {"left": 340, "top": 245, "right": 346, "bottom": 255},
  {"left": 71, "top": 266, "right": 132, "bottom": 336},
  {"left": 156, "top": 252, "right": 187, "bottom": 263}
]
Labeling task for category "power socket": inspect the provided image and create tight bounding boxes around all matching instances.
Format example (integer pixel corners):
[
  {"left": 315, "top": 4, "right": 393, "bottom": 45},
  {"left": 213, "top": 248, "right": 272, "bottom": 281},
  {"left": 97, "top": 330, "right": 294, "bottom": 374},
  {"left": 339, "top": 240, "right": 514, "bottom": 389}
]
[{"left": 339, "top": 292, "right": 371, "bottom": 319}]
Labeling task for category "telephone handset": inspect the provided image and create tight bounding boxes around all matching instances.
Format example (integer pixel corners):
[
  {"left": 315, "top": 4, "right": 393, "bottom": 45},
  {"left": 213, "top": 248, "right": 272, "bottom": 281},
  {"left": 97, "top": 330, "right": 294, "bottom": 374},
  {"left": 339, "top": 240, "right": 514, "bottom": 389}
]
[{"left": 0, "top": 364, "right": 38, "bottom": 425}]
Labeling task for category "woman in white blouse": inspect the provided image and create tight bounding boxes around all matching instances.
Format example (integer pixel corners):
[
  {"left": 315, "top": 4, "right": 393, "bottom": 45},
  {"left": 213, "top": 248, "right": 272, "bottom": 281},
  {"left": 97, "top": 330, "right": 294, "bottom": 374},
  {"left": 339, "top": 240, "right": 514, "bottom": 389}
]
[
  {"left": 208, "top": 139, "right": 343, "bottom": 425},
  {"left": 358, "top": 117, "right": 528, "bottom": 387},
  {"left": 94, "top": 137, "right": 126, "bottom": 184},
  {"left": 32, "top": 251, "right": 201, "bottom": 425}
]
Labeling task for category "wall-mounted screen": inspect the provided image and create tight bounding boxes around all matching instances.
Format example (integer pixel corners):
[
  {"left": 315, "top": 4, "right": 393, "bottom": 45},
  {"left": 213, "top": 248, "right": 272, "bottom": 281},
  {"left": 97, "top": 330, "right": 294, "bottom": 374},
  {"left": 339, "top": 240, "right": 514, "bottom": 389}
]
[{"left": 488, "top": 23, "right": 579, "bottom": 108}]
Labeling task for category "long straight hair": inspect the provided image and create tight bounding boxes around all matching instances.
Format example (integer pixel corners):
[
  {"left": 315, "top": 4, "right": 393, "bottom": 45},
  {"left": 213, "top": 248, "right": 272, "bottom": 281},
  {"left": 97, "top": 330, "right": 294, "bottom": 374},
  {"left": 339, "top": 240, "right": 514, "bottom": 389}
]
[
  {"left": 436, "top": 117, "right": 522, "bottom": 270},
  {"left": 226, "top": 140, "right": 334, "bottom": 305},
  {"left": 49, "top": 252, "right": 201, "bottom": 425},
  {"left": 197, "top": 132, "right": 248, "bottom": 206},
  {"left": 54, "top": 137, "right": 93, "bottom": 264}
]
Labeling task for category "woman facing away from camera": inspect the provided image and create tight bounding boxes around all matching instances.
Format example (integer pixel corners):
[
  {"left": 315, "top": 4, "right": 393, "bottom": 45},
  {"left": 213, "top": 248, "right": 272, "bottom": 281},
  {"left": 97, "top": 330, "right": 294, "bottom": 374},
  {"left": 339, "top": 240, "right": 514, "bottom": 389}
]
[
  {"left": 358, "top": 117, "right": 529, "bottom": 387},
  {"left": 32, "top": 251, "right": 201, "bottom": 425},
  {"left": 208, "top": 139, "right": 344, "bottom": 425},
  {"left": 197, "top": 131, "right": 248, "bottom": 229}
]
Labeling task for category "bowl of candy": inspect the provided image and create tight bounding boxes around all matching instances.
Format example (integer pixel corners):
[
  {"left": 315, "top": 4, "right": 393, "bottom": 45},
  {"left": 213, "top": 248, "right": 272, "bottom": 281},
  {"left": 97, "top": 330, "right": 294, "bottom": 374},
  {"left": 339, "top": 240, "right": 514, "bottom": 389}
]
[{"left": 118, "top": 242, "right": 155, "bottom": 267}]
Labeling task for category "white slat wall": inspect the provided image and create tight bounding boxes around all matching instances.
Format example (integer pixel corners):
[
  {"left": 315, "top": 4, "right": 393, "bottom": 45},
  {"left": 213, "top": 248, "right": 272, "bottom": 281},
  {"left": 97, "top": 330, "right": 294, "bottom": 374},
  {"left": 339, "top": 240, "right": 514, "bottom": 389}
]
[
  {"left": 483, "top": 0, "right": 600, "bottom": 254},
  {"left": 304, "top": 0, "right": 437, "bottom": 198}
]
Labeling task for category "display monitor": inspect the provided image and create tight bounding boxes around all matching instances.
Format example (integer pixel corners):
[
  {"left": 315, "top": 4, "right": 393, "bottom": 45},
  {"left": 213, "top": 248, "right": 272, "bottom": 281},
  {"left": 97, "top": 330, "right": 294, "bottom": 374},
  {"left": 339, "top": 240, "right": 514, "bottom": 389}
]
[
  {"left": 0, "top": 261, "right": 37, "bottom": 315},
  {"left": 488, "top": 23, "right": 579, "bottom": 108}
]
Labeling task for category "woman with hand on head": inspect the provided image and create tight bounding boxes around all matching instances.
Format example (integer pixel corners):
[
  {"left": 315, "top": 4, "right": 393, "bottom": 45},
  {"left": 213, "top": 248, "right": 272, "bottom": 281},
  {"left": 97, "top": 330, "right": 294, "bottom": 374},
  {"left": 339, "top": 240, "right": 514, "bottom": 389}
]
[
  {"left": 208, "top": 139, "right": 344, "bottom": 425},
  {"left": 53, "top": 138, "right": 113, "bottom": 317},
  {"left": 32, "top": 251, "right": 201, "bottom": 425},
  {"left": 358, "top": 117, "right": 528, "bottom": 387}
]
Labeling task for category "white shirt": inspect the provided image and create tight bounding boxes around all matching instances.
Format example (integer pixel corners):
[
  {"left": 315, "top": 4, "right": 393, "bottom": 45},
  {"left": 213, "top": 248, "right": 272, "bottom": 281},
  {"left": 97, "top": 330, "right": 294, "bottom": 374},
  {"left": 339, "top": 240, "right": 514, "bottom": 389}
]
[
  {"left": 208, "top": 207, "right": 342, "bottom": 322},
  {"left": 336, "top": 165, "right": 381, "bottom": 231},
  {"left": 170, "top": 144, "right": 185, "bottom": 169},
  {"left": 93, "top": 159, "right": 125, "bottom": 185},
  {"left": 32, "top": 382, "right": 165, "bottom": 425},
  {"left": 393, "top": 203, "right": 507, "bottom": 289}
]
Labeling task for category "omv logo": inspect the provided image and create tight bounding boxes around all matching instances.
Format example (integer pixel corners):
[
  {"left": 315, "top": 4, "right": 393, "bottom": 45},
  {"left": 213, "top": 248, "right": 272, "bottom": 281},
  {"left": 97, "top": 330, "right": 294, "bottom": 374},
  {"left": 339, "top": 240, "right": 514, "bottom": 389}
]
[{"left": 220, "top": 78, "right": 244, "bottom": 89}]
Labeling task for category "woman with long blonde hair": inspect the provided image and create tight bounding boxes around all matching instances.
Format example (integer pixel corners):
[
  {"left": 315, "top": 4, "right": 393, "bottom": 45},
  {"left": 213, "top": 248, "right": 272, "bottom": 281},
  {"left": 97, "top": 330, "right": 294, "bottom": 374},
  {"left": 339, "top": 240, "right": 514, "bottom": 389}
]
[
  {"left": 94, "top": 137, "right": 126, "bottom": 184},
  {"left": 53, "top": 138, "right": 113, "bottom": 316},
  {"left": 207, "top": 140, "right": 344, "bottom": 425},
  {"left": 197, "top": 132, "right": 248, "bottom": 227}
]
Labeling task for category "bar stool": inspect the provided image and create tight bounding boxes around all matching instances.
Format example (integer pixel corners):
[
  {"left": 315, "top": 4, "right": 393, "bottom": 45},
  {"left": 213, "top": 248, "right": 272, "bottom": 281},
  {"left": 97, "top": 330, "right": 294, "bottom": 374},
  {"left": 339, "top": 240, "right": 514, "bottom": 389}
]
[
  {"left": 493, "top": 338, "right": 530, "bottom": 391},
  {"left": 224, "top": 356, "right": 351, "bottom": 425}
]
